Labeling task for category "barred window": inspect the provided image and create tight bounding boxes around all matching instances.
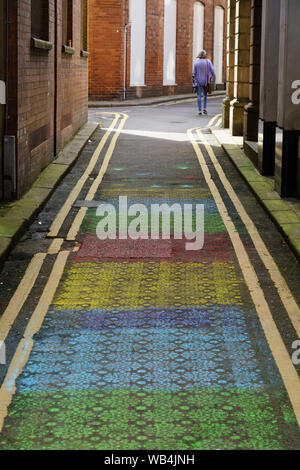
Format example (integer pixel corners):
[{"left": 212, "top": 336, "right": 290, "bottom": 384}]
[
  {"left": 81, "top": 0, "right": 88, "bottom": 51},
  {"left": 31, "top": 0, "right": 49, "bottom": 41},
  {"left": 62, "top": 0, "right": 73, "bottom": 46}
]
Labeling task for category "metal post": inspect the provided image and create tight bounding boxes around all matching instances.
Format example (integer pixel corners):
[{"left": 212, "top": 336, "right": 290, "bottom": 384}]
[{"left": 123, "top": 23, "right": 130, "bottom": 101}]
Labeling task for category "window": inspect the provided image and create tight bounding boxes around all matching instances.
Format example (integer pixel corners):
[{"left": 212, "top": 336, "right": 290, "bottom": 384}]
[
  {"left": 163, "top": 0, "right": 177, "bottom": 86},
  {"left": 81, "top": 0, "right": 88, "bottom": 52},
  {"left": 31, "top": 0, "right": 49, "bottom": 41},
  {"left": 62, "top": 0, "right": 73, "bottom": 47},
  {"left": 129, "top": 0, "right": 146, "bottom": 86},
  {"left": 213, "top": 6, "right": 224, "bottom": 84},
  {"left": 193, "top": 2, "right": 204, "bottom": 63}
]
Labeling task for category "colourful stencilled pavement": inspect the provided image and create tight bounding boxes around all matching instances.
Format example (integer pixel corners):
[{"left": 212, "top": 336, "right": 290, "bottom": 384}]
[{"left": 0, "top": 101, "right": 300, "bottom": 449}]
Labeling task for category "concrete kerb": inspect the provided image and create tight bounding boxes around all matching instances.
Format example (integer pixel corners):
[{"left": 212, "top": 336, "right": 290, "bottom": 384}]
[
  {"left": 212, "top": 128, "right": 300, "bottom": 261},
  {"left": 88, "top": 91, "right": 226, "bottom": 108}
]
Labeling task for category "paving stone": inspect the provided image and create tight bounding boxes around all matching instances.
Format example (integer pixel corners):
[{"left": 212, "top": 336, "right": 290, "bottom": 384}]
[
  {"left": 272, "top": 211, "right": 300, "bottom": 225},
  {"left": 33, "top": 164, "right": 67, "bottom": 190},
  {"left": 0, "top": 237, "right": 11, "bottom": 264},
  {"left": 263, "top": 200, "right": 291, "bottom": 212},
  {"left": 0, "top": 217, "right": 25, "bottom": 238}
]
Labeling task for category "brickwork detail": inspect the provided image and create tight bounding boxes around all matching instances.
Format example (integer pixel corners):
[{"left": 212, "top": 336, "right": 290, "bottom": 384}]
[
  {"left": 5, "top": 0, "right": 88, "bottom": 198},
  {"left": 88, "top": 0, "right": 227, "bottom": 101}
]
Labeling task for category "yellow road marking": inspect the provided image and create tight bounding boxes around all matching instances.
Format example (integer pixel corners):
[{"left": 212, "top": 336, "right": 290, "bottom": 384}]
[
  {"left": 215, "top": 117, "right": 222, "bottom": 127},
  {"left": 208, "top": 95, "right": 223, "bottom": 100},
  {"left": 208, "top": 114, "right": 222, "bottom": 127},
  {"left": 0, "top": 114, "right": 121, "bottom": 352},
  {"left": 95, "top": 112, "right": 121, "bottom": 116},
  {"left": 197, "top": 128, "right": 300, "bottom": 337},
  {"left": 66, "top": 113, "right": 129, "bottom": 241},
  {"left": 0, "top": 253, "right": 47, "bottom": 343},
  {"left": 0, "top": 113, "right": 127, "bottom": 346},
  {"left": 48, "top": 238, "right": 64, "bottom": 254},
  {"left": 188, "top": 127, "right": 300, "bottom": 427},
  {"left": 47, "top": 113, "right": 120, "bottom": 238},
  {"left": 0, "top": 250, "right": 70, "bottom": 432},
  {"left": 0, "top": 338, "right": 33, "bottom": 431},
  {"left": 67, "top": 207, "right": 88, "bottom": 241}
]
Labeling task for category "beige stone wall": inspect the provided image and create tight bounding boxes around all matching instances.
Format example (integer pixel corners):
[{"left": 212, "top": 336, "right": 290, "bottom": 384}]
[{"left": 229, "top": 0, "right": 251, "bottom": 136}]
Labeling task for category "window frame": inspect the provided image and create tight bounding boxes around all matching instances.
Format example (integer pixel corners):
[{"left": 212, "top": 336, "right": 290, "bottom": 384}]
[
  {"left": 80, "top": 0, "right": 89, "bottom": 55},
  {"left": 62, "top": 0, "right": 74, "bottom": 50},
  {"left": 31, "top": 0, "right": 51, "bottom": 48}
]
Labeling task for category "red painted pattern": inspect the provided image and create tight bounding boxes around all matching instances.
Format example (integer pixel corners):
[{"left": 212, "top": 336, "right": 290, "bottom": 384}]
[{"left": 72, "top": 233, "right": 234, "bottom": 263}]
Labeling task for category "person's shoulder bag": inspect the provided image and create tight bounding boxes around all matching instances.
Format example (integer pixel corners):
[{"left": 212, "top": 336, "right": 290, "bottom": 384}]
[
  {"left": 205, "top": 60, "right": 212, "bottom": 95},
  {"left": 192, "top": 75, "right": 198, "bottom": 93}
]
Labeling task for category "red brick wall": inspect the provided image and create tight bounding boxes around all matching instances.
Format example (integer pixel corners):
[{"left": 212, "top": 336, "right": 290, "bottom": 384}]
[
  {"left": 6, "top": 0, "right": 88, "bottom": 199},
  {"left": 89, "top": 0, "right": 227, "bottom": 101},
  {"left": 88, "top": 0, "right": 125, "bottom": 101}
]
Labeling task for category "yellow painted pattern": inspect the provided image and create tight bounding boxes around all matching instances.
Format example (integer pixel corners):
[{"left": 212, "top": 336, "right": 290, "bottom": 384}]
[{"left": 52, "top": 261, "right": 243, "bottom": 310}]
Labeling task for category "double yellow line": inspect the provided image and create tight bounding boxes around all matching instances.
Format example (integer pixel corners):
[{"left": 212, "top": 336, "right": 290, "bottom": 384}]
[
  {"left": 48, "top": 112, "right": 127, "bottom": 238},
  {"left": 188, "top": 126, "right": 300, "bottom": 427},
  {"left": 67, "top": 113, "right": 128, "bottom": 240},
  {"left": 0, "top": 112, "right": 128, "bottom": 431},
  {"left": 207, "top": 114, "right": 222, "bottom": 127}
]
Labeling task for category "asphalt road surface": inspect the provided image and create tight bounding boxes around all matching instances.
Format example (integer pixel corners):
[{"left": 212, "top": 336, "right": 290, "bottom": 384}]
[{"left": 0, "top": 96, "right": 300, "bottom": 449}]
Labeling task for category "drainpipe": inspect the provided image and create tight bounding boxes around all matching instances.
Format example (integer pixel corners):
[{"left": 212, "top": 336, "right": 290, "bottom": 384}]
[
  {"left": 4, "top": 0, "right": 8, "bottom": 137},
  {"left": 54, "top": 0, "right": 58, "bottom": 156},
  {"left": 123, "top": 23, "right": 130, "bottom": 101},
  {"left": 3, "top": 0, "right": 16, "bottom": 201}
]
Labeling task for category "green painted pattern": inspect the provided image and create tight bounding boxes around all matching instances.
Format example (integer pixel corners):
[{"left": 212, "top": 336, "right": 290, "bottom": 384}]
[
  {"left": 1, "top": 389, "right": 299, "bottom": 450},
  {"left": 80, "top": 208, "right": 227, "bottom": 235}
]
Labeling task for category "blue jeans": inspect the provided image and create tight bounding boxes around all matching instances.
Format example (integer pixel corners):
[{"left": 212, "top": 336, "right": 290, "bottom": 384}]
[{"left": 197, "top": 85, "right": 207, "bottom": 111}]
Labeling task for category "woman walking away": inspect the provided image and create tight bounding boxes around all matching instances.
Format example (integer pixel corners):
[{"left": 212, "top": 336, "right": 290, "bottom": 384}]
[{"left": 192, "top": 50, "right": 215, "bottom": 116}]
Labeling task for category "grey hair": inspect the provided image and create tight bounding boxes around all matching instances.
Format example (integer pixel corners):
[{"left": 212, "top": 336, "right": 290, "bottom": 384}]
[{"left": 197, "top": 49, "right": 207, "bottom": 59}]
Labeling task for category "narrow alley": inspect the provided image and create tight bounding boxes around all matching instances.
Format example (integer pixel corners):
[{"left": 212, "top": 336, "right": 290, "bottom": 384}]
[{"left": 0, "top": 96, "right": 299, "bottom": 450}]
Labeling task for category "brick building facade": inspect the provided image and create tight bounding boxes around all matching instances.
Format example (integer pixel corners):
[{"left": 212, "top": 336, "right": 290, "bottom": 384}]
[
  {"left": 88, "top": 0, "right": 227, "bottom": 101},
  {"left": 0, "top": 0, "right": 89, "bottom": 201}
]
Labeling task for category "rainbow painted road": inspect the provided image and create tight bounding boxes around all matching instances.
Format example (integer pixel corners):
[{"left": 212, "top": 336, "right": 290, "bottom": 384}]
[{"left": 0, "top": 103, "right": 300, "bottom": 449}]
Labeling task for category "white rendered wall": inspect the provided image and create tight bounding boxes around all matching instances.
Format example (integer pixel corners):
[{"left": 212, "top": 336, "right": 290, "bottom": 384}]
[
  {"left": 130, "top": 0, "right": 146, "bottom": 87},
  {"left": 193, "top": 2, "right": 204, "bottom": 64},
  {"left": 163, "top": 0, "right": 177, "bottom": 86},
  {"left": 213, "top": 6, "right": 224, "bottom": 85}
]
